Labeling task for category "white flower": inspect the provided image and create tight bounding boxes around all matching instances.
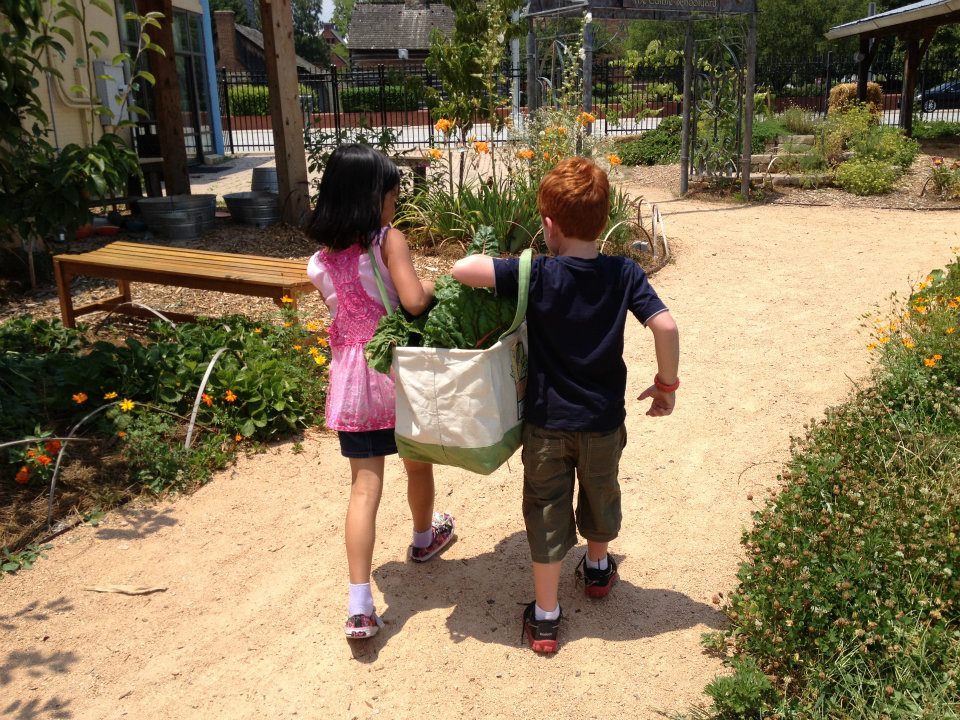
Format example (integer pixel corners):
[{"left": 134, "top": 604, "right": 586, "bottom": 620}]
[
  {"left": 497, "top": 33, "right": 505, "bottom": 43},
  {"left": 584, "top": 11, "right": 592, "bottom": 23},
  {"left": 578, "top": 48, "right": 586, "bottom": 60}
]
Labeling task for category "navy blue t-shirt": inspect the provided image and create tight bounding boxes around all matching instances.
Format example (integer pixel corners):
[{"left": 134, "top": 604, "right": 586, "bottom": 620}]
[{"left": 494, "top": 254, "right": 667, "bottom": 432}]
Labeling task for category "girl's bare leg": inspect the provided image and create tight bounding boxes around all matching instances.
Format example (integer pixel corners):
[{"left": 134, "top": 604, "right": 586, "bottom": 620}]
[
  {"left": 403, "top": 458, "right": 434, "bottom": 533},
  {"left": 345, "top": 456, "right": 385, "bottom": 584}
]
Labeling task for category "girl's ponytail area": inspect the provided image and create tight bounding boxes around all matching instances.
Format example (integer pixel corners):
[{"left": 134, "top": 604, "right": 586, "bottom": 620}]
[{"left": 305, "top": 144, "right": 454, "bottom": 639}]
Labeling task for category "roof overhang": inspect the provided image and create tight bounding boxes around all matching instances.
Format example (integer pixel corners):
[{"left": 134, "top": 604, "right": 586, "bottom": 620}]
[
  {"left": 523, "top": 0, "right": 756, "bottom": 21},
  {"left": 825, "top": 0, "right": 960, "bottom": 40}
]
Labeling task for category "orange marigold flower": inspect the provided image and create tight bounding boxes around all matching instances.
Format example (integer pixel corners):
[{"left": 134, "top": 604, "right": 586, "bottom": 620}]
[
  {"left": 434, "top": 118, "right": 453, "bottom": 134},
  {"left": 428, "top": 147, "right": 443, "bottom": 160},
  {"left": 25, "top": 448, "right": 38, "bottom": 459},
  {"left": 281, "top": 295, "right": 294, "bottom": 304},
  {"left": 575, "top": 111, "right": 596, "bottom": 126},
  {"left": 36, "top": 454, "right": 52, "bottom": 466},
  {"left": 224, "top": 390, "right": 237, "bottom": 403},
  {"left": 607, "top": 153, "right": 622, "bottom": 166},
  {"left": 556, "top": 126, "right": 567, "bottom": 135},
  {"left": 293, "top": 344, "right": 303, "bottom": 351},
  {"left": 254, "top": 327, "right": 263, "bottom": 334},
  {"left": 933, "top": 354, "right": 943, "bottom": 360},
  {"left": 117, "top": 431, "right": 127, "bottom": 439},
  {"left": 474, "top": 141, "right": 490, "bottom": 154},
  {"left": 72, "top": 392, "right": 88, "bottom": 404},
  {"left": 104, "top": 391, "right": 118, "bottom": 399},
  {"left": 516, "top": 148, "right": 535, "bottom": 161},
  {"left": 201, "top": 393, "right": 213, "bottom": 407},
  {"left": 947, "top": 327, "right": 956, "bottom": 334},
  {"left": 235, "top": 433, "right": 243, "bottom": 442},
  {"left": 924, "top": 357, "right": 937, "bottom": 367},
  {"left": 948, "top": 300, "right": 959, "bottom": 310},
  {"left": 45, "top": 440, "right": 61, "bottom": 455},
  {"left": 317, "top": 337, "right": 329, "bottom": 347},
  {"left": 903, "top": 337, "right": 916, "bottom": 348},
  {"left": 15, "top": 466, "right": 30, "bottom": 484},
  {"left": 119, "top": 399, "right": 135, "bottom": 412}
]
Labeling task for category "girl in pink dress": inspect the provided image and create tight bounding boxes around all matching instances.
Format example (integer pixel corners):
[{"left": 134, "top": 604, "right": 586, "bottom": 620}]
[{"left": 306, "top": 145, "right": 454, "bottom": 639}]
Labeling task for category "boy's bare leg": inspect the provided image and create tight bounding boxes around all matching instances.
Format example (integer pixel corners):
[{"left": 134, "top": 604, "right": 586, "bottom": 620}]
[
  {"left": 532, "top": 561, "right": 563, "bottom": 612},
  {"left": 403, "top": 458, "right": 434, "bottom": 533},
  {"left": 345, "top": 457, "right": 385, "bottom": 584},
  {"left": 586, "top": 540, "right": 609, "bottom": 563}
]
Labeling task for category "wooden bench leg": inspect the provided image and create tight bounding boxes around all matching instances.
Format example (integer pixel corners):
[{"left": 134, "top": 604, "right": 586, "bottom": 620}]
[
  {"left": 118, "top": 279, "right": 131, "bottom": 305},
  {"left": 54, "top": 259, "right": 76, "bottom": 329}
]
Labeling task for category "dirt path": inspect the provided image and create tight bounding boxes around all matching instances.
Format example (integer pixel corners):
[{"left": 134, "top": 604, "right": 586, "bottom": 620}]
[{"left": 3, "top": 192, "right": 958, "bottom": 720}]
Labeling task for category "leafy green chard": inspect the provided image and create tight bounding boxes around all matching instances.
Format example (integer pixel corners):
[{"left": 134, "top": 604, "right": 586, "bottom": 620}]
[{"left": 364, "top": 226, "right": 519, "bottom": 374}]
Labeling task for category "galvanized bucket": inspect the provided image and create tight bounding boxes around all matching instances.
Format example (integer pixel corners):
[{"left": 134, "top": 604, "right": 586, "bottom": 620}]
[
  {"left": 138, "top": 194, "right": 216, "bottom": 238},
  {"left": 224, "top": 191, "right": 281, "bottom": 228},
  {"left": 251, "top": 168, "right": 279, "bottom": 193}
]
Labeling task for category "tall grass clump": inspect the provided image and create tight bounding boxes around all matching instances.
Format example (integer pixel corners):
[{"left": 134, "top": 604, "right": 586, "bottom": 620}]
[{"left": 702, "top": 257, "right": 960, "bottom": 718}]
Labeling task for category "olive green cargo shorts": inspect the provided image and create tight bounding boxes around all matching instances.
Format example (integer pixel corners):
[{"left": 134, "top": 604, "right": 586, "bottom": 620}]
[{"left": 520, "top": 422, "right": 627, "bottom": 564}]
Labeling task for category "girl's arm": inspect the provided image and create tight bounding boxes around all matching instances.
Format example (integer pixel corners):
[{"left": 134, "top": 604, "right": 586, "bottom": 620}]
[
  {"left": 451, "top": 255, "right": 495, "bottom": 288},
  {"left": 381, "top": 227, "right": 434, "bottom": 315}
]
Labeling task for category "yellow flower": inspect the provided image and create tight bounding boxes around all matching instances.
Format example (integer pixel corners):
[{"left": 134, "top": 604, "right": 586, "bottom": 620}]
[
  {"left": 72, "top": 392, "right": 88, "bottom": 404},
  {"left": 313, "top": 354, "right": 327, "bottom": 366},
  {"left": 428, "top": 147, "right": 443, "bottom": 160},
  {"left": 866, "top": 342, "right": 878, "bottom": 351},
  {"left": 924, "top": 357, "right": 937, "bottom": 367},
  {"left": 903, "top": 337, "right": 916, "bottom": 348},
  {"left": 306, "top": 321, "right": 321, "bottom": 332},
  {"left": 913, "top": 305, "right": 928, "bottom": 315},
  {"left": 434, "top": 118, "right": 453, "bottom": 134},
  {"left": 254, "top": 327, "right": 263, "bottom": 334},
  {"left": 281, "top": 295, "right": 294, "bottom": 304},
  {"left": 575, "top": 111, "right": 596, "bottom": 126},
  {"left": 947, "top": 327, "right": 956, "bottom": 334},
  {"left": 516, "top": 148, "right": 535, "bottom": 161},
  {"left": 293, "top": 344, "right": 302, "bottom": 351},
  {"left": 309, "top": 347, "right": 319, "bottom": 356},
  {"left": 103, "top": 391, "right": 118, "bottom": 399},
  {"left": 878, "top": 336, "right": 890, "bottom": 344},
  {"left": 119, "top": 399, "right": 135, "bottom": 412},
  {"left": 933, "top": 354, "right": 943, "bottom": 360},
  {"left": 282, "top": 321, "right": 292, "bottom": 328},
  {"left": 473, "top": 141, "right": 490, "bottom": 154},
  {"left": 948, "top": 300, "right": 959, "bottom": 310},
  {"left": 607, "top": 153, "right": 622, "bottom": 166},
  {"left": 317, "top": 338, "right": 329, "bottom": 348}
]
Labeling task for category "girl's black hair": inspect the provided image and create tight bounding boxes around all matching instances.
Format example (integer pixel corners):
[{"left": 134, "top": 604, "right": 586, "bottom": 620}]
[{"left": 306, "top": 144, "right": 400, "bottom": 251}]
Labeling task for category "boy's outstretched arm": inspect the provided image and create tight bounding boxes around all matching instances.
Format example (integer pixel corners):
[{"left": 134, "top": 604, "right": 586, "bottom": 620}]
[
  {"left": 451, "top": 255, "right": 495, "bottom": 288},
  {"left": 638, "top": 310, "right": 680, "bottom": 417}
]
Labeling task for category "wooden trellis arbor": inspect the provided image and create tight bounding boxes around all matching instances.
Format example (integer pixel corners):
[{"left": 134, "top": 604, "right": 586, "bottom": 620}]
[{"left": 522, "top": 0, "right": 758, "bottom": 195}]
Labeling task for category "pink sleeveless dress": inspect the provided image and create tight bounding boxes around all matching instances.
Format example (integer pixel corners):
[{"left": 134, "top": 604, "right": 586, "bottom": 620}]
[{"left": 306, "top": 230, "right": 399, "bottom": 432}]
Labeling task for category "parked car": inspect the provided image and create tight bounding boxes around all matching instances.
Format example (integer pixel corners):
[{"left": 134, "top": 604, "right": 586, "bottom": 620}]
[{"left": 917, "top": 80, "right": 960, "bottom": 112}]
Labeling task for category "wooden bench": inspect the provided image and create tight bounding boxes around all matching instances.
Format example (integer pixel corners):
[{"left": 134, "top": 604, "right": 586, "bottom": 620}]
[{"left": 53, "top": 241, "right": 317, "bottom": 328}]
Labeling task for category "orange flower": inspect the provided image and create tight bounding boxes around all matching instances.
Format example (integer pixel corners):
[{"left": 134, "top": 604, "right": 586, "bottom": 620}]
[
  {"left": 36, "top": 454, "right": 52, "bottom": 466},
  {"left": 933, "top": 354, "right": 943, "bottom": 360},
  {"left": 225, "top": 390, "right": 237, "bottom": 403},
  {"left": 575, "top": 111, "right": 596, "bottom": 126},
  {"left": 932, "top": 156, "right": 944, "bottom": 166},
  {"left": 434, "top": 118, "right": 453, "bottom": 134},
  {"left": 556, "top": 126, "right": 567, "bottom": 135},
  {"left": 25, "top": 448, "right": 38, "bottom": 460},
  {"left": 103, "top": 391, "right": 118, "bottom": 399},
  {"left": 903, "top": 337, "right": 916, "bottom": 348},
  {"left": 201, "top": 393, "right": 213, "bottom": 407},
  {"left": 317, "top": 337, "right": 329, "bottom": 347},
  {"left": 607, "top": 153, "right": 622, "bottom": 166},
  {"left": 282, "top": 322, "right": 292, "bottom": 328},
  {"left": 72, "top": 392, "right": 88, "bottom": 404},
  {"left": 428, "top": 147, "right": 443, "bottom": 160},
  {"left": 292, "top": 344, "right": 302, "bottom": 351},
  {"left": 281, "top": 295, "right": 294, "bottom": 304},
  {"left": 117, "top": 431, "right": 127, "bottom": 439},
  {"left": 543, "top": 151, "right": 551, "bottom": 160},
  {"left": 473, "top": 141, "right": 490, "bottom": 154},
  {"left": 15, "top": 466, "right": 30, "bottom": 484},
  {"left": 45, "top": 440, "right": 61, "bottom": 455},
  {"left": 309, "top": 347, "right": 320, "bottom": 357},
  {"left": 306, "top": 321, "right": 321, "bottom": 332},
  {"left": 254, "top": 327, "right": 263, "bottom": 334},
  {"left": 516, "top": 148, "right": 535, "bottom": 161},
  {"left": 947, "top": 327, "right": 956, "bottom": 334},
  {"left": 235, "top": 433, "right": 243, "bottom": 442},
  {"left": 924, "top": 357, "right": 937, "bottom": 367}
]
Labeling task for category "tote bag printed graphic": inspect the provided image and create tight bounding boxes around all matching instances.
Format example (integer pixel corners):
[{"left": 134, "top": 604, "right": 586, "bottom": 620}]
[{"left": 379, "top": 249, "right": 531, "bottom": 475}]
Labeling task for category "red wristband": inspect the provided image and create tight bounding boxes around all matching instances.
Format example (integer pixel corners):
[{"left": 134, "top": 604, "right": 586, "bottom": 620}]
[{"left": 654, "top": 374, "right": 680, "bottom": 393}]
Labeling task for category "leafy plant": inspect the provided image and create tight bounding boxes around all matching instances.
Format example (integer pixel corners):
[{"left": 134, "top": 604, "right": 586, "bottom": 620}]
[
  {"left": 704, "top": 657, "right": 776, "bottom": 719},
  {"left": 615, "top": 115, "right": 683, "bottom": 166},
  {"left": 778, "top": 106, "right": 820, "bottom": 135},
  {"left": 1, "top": 543, "right": 53, "bottom": 574},
  {"left": 850, "top": 125, "right": 920, "bottom": 170},
  {"left": 834, "top": 158, "right": 898, "bottom": 195},
  {"left": 921, "top": 156, "right": 960, "bottom": 199}
]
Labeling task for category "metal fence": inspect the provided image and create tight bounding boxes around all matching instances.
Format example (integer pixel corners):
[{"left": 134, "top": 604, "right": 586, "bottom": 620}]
[{"left": 218, "top": 52, "right": 960, "bottom": 153}]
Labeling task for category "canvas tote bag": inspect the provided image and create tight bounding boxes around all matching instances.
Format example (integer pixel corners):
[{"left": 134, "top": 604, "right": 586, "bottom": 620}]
[{"left": 368, "top": 247, "right": 531, "bottom": 475}]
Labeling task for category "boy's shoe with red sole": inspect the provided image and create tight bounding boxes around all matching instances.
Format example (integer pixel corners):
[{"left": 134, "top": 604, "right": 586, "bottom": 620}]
[
  {"left": 344, "top": 612, "right": 384, "bottom": 639},
  {"left": 520, "top": 601, "right": 561, "bottom": 654},
  {"left": 575, "top": 553, "right": 619, "bottom": 598},
  {"left": 409, "top": 512, "right": 455, "bottom": 562}
]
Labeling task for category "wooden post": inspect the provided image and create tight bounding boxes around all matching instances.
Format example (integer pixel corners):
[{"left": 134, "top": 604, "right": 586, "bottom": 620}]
[
  {"left": 680, "top": 21, "right": 694, "bottom": 195},
  {"left": 140, "top": 0, "right": 190, "bottom": 195},
  {"left": 259, "top": 0, "right": 310, "bottom": 226},
  {"left": 527, "top": 20, "right": 538, "bottom": 112}
]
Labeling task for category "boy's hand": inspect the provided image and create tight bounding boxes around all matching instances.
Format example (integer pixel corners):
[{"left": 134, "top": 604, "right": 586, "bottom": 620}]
[{"left": 638, "top": 385, "right": 676, "bottom": 417}]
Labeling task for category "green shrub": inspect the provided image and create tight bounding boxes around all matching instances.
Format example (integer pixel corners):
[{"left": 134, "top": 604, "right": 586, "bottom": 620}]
[
  {"left": 705, "top": 658, "right": 776, "bottom": 719},
  {"left": 834, "top": 158, "right": 898, "bottom": 195},
  {"left": 616, "top": 115, "right": 682, "bottom": 166},
  {"left": 912, "top": 120, "right": 960, "bottom": 140},
  {"left": 228, "top": 84, "right": 270, "bottom": 116},
  {"left": 851, "top": 125, "right": 920, "bottom": 169},
  {"left": 823, "top": 103, "right": 879, "bottom": 163},
  {"left": 713, "top": 256, "right": 960, "bottom": 717},
  {"left": 339, "top": 85, "right": 423, "bottom": 112},
  {"left": 751, "top": 117, "right": 788, "bottom": 153},
  {"left": 779, "top": 106, "right": 820, "bottom": 135}
]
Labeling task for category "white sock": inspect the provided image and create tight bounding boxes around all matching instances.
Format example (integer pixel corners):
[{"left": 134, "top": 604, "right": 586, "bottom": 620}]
[
  {"left": 586, "top": 554, "right": 609, "bottom": 571},
  {"left": 348, "top": 583, "right": 375, "bottom": 617},
  {"left": 412, "top": 527, "right": 433, "bottom": 549},
  {"left": 534, "top": 603, "right": 561, "bottom": 621}
]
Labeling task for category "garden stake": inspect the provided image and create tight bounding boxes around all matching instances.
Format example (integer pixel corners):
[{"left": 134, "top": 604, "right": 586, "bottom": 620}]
[{"left": 93, "top": 302, "right": 176, "bottom": 333}]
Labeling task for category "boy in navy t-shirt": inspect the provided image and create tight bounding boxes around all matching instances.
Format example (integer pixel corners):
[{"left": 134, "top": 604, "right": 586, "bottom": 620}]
[{"left": 451, "top": 156, "right": 680, "bottom": 654}]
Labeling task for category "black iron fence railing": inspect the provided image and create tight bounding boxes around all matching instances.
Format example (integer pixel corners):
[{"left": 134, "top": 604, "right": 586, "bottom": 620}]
[{"left": 218, "top": 53, "right": 959, "bottom": 153}]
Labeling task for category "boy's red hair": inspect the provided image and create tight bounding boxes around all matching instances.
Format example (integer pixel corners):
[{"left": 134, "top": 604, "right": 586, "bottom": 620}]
[{"left": 537, "top": 156, "right": 610, "bottom": 241}]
